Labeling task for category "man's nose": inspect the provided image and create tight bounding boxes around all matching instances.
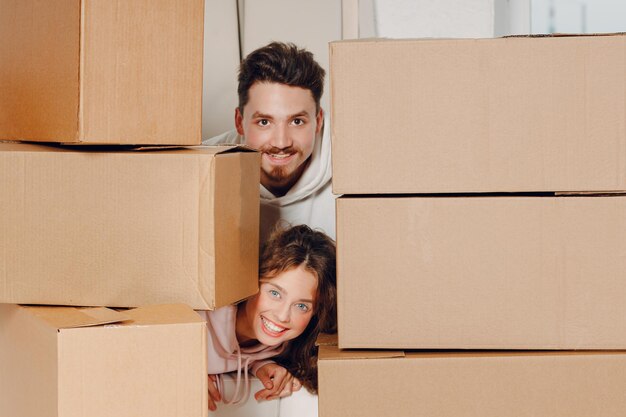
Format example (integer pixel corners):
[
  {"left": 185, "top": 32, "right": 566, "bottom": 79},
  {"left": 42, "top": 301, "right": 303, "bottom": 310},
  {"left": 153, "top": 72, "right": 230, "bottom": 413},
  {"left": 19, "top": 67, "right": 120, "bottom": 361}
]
[{"left": 270, "top": 123, "right": 292, "bottom": 149}]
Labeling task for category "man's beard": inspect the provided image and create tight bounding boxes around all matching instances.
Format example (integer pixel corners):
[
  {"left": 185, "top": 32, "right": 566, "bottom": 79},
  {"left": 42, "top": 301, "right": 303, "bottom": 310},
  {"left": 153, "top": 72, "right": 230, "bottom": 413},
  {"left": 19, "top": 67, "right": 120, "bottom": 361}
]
[
  {"left": 267, "top": 165, "right": 288, "bottom": 182},
  {"left": 261, "top": 145, "right": 301, "bottom": 185}
]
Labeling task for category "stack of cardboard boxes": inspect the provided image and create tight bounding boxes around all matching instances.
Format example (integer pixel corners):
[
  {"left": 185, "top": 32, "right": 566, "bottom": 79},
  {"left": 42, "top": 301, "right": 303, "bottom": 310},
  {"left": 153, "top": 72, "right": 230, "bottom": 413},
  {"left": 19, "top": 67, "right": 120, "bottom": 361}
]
[
  {"left": 0, "top": 2, "right": 260, "bottom": 416},
  {"left": 321, "top": 34, "right": 626, "bottom": 416}
]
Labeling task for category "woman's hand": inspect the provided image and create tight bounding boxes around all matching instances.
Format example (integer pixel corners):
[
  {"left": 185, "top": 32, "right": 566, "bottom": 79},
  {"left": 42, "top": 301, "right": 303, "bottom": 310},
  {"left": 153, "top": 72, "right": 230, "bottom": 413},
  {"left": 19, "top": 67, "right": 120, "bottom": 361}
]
[
  {"left": 255, "top": 363, "right": 302, "bottom": 402},
  {"left": 207, "top": 374, "right": 221, "bottom": 411}
]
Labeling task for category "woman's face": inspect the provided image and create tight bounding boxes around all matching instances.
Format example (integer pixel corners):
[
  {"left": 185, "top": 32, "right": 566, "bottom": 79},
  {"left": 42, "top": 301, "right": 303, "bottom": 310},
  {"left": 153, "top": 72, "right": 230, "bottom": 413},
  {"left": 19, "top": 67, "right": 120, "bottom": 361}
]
[{"left": 243, "top": 264, "right": 318, "bottom": 346}]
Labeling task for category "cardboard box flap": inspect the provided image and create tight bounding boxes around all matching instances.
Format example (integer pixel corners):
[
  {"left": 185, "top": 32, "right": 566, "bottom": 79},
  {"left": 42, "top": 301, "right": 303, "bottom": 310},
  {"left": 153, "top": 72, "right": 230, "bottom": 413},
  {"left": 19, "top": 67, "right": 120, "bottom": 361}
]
[
  {"left": 15, "top": 144, "right": 188, "bottom": 153},
  {"left": 330, "top": 37, "right": 465, "bottom": 46},
  {"left": 331, "top": 33, "right": 626, "bottom": 46},
  {"left": 320, "top": 346, "right": 626, "bottom": 362},
  {"left": 318, "top": 344, "right": 404, "bottom": 361},
  {"left": 131, "top": 145, "right": 256, "bottom": 154},
  {"left": 122, "top": 304, "right": 204, "bottom": 326},
  {"left": 0, "top": 142, "right": 162, "bottom": 154},
  {"left": 26, "top": 306, "right": 130, "bottom": 329},
  {"left": 0, "top": 142, "right": 255, "bottom": 156},
  {"left": 316, "top": 332, "right": 339, "bottom": 346},
  {"left": 130, "top": 144, "right": 256, "bottom": 156},
  {"left": 555, "top": 191, "right": 626, "bottom": 196},
  {"left": 403, "top": 350, "right": 626, "bottom": 360},
  {"left": 317, "top": 333, "right": 403, "bottom": 360},
  {"left": 0, "top": 142, "right": 67, "bottom": 153},
  {"left": 504, "top": 32, "right": 626, "bottom": 39},
  {"left": 206, "top": 144, "right": 257, "bottom": 154}
]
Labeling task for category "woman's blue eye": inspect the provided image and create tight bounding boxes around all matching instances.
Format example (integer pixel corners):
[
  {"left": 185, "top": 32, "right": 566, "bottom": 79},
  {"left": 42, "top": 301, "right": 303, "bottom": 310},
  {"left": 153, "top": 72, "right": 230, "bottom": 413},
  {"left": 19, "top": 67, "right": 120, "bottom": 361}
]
[
  {"left": 269, "top": 289, "right": 280, "bottom": 298},
  {"left": 295, "top": 303, "right": 309, "bottom": 312}
]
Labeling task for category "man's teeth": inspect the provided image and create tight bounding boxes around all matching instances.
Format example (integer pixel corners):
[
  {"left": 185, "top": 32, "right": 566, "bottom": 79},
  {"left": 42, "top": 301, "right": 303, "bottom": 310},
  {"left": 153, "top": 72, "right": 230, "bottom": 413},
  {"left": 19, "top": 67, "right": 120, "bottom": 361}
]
[
  {"left": 268, "top": 153, "right": 290, "bottom": 159},
  {"left": 262, "top": 317, "right": 286, "bottom": 333}
]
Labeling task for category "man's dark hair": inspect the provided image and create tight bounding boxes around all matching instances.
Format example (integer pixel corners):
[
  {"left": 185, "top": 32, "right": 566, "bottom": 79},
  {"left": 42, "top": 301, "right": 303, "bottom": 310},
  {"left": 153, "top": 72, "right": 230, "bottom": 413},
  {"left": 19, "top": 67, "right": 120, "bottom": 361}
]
[{"left": 238, "top": 42, "right": 326, "bottom": 113}]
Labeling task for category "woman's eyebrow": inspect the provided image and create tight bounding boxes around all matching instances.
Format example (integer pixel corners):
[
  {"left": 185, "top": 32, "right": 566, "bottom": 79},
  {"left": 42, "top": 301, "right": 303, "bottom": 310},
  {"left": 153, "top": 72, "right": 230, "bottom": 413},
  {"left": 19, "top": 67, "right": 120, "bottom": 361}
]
[{"left": 261, "top": 281, "right": 287, "bottom": 294}]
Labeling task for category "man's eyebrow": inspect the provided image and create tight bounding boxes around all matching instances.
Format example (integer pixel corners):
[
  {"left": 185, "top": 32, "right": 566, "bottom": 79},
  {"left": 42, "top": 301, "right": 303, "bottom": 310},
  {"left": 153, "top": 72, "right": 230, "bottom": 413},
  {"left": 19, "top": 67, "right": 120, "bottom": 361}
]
[
  {"left": 289, "top": 111, "right": 310, "bottom": 119},
  {"left": 251, "top": 111, "right": 312, "bottom": 119},
  {"left": 251, "top": 111, "right": 274, "bottom": 119},
  {"left": 260, "top": 281, "right": 314, "bottom": 304}
]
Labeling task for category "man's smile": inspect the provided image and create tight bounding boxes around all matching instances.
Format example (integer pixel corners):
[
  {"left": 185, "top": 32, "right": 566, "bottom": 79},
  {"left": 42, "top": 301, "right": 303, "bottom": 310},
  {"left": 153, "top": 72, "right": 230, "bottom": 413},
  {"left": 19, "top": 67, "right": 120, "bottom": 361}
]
[{"left": 264, "top": 151, "right": 296, "bottom": 166}]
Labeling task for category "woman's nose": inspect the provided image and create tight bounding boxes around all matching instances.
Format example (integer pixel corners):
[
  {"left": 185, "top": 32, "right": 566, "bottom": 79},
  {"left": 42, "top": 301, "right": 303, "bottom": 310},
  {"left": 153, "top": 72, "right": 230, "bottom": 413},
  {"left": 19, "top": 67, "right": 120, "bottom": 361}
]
[{"left": 276, "top": 302, "right": 291, "bottom": 323}]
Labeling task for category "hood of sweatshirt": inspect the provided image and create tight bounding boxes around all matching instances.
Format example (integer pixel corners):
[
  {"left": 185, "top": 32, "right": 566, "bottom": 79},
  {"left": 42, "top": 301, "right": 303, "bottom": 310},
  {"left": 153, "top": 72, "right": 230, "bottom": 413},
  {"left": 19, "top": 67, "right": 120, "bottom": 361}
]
[
  {"left": 201, "top": 306, "right": 285, "bottom": 404},
  {"left": 204, "top": 306, "right": 284, "bottom": 371},
  {"left": 202, "top": 117, "right": 332, "bottom": 207}
]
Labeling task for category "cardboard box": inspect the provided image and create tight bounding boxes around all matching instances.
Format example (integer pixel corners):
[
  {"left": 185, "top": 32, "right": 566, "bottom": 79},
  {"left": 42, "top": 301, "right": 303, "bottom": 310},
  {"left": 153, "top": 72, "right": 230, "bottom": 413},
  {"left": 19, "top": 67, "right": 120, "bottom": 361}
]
[
  {"left": 331, "top": 34, "right": 626, "bottom": 194},
  {"left": 0, "top": 143, "right": 260, "bottom": 310},
  {"left": 0, "top": 303, "right": 207, "bottom": 417},
  {"left": 337, "top": 195, "right": 626, "bottom": 349},
  {"left": 0, "top": 0, "right": 203, "bottom": 145},
  {"left": 318, "top": 340, "right": 626, "bottom": 417}
]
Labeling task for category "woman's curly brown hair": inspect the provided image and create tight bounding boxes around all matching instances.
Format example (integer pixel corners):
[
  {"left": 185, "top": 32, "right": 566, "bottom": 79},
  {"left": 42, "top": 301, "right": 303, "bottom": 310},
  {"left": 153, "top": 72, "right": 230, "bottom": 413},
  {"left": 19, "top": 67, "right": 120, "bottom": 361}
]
[{"left": 259, "top": 224, "right": 336, "bottom": 393}]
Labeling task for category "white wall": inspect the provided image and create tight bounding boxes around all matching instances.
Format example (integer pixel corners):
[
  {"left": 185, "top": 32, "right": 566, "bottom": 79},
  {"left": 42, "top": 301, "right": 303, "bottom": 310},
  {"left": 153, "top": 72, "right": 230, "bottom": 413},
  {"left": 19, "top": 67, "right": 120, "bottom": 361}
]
[
  {"left": 201, "top": 0, "right": 532, "bottom": 139},
  {"left": 202, "top": 0, "right": 240, "bottom": 139},
  {"left": 531, "top": 0, "right": 626, "bottom": 34},
  {"left": 240, "top": 0, "right": 342, "bottom": 115},
  {"left": 357, "top": 0, "right": 530, "bottom": 38},
  {"left": 202, "top": 0, "right": 342, "bottom": 138}
]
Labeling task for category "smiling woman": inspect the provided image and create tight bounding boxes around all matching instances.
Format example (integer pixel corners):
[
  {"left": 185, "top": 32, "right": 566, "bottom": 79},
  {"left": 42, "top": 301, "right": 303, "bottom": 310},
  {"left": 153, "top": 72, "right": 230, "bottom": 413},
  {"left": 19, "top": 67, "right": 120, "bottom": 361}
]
[
  {"left": 199, "top": 225, "right": 337, "bottom": 411},
  {"left": 239, "top": 265, "right": 318, "bottom": 346}
]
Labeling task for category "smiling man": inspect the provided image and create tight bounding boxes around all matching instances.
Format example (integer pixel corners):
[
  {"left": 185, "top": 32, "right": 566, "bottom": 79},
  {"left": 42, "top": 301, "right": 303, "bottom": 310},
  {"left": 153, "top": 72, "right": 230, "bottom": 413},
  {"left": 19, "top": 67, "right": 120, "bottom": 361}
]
[{"left": 204, "top": 42, "right": 335, "bottom": 241}]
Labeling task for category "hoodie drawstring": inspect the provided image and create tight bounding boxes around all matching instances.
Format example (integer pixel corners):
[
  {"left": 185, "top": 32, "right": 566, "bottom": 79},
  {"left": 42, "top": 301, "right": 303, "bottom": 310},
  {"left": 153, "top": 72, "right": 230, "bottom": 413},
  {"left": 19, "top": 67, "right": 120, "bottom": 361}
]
[{"left": 216, "top": 345, "right": 252, "bottom": 405}]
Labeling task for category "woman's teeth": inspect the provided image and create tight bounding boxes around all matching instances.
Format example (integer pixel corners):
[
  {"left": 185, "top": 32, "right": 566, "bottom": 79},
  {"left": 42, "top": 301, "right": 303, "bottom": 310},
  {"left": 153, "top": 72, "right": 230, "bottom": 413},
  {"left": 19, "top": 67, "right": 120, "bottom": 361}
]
[{"left": 262, "top": 317, "right": 286, "bottom": 333}]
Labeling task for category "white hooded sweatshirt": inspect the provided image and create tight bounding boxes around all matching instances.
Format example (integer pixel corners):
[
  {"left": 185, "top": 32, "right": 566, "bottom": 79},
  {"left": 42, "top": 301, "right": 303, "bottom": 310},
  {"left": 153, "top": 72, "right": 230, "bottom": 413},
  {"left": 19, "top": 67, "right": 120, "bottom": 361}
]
[{"left": 202, "top": 118, "right": 336, "bottom": 241}]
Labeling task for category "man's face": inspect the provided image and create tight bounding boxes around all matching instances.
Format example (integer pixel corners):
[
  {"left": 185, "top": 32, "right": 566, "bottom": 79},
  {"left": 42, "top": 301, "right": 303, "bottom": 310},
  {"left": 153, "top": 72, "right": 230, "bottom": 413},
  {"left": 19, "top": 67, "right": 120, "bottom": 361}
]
[{"left": 235, "top": 82, "right": 323, "bottom": 196}]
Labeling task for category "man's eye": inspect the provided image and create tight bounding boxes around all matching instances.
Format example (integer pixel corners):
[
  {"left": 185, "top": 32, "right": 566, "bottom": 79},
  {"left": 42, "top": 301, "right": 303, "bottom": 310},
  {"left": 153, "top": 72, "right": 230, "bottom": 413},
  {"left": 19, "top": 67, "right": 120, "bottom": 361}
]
[
  {"left": 292, "top": 118, "right": 304, "bottom": 126},
  {"left": 258, "top": 119, "right": 269, "bottom": 126}
]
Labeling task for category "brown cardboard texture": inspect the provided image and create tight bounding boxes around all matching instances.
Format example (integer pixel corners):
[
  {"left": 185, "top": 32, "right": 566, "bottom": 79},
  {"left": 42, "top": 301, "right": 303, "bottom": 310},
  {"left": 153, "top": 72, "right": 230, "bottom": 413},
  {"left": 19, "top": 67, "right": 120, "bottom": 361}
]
[
  {"left": 338, "top": 195, "right": 626, "bottom": 349},
  {"left": 0, "top": 303, "right": 208, "bottom": 417},
  {"left": 319, "top": 344, "right": 626, "bottom": 417},
  {"left": 0, "top": 143, "right": 260, "bottom": 310},
  {"left": 331, "top": 34, "right": 626, "bottom": 193},
  {"left": 0, "top": 0, "right": 203, "bottom": 145}
]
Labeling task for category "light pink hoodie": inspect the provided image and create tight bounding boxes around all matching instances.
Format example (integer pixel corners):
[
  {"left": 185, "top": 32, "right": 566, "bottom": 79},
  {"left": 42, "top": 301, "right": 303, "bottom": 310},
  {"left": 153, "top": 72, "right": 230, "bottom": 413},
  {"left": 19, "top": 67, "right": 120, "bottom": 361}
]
[{"left": 198, "top": 305, "right": 286, "bottom": 404}]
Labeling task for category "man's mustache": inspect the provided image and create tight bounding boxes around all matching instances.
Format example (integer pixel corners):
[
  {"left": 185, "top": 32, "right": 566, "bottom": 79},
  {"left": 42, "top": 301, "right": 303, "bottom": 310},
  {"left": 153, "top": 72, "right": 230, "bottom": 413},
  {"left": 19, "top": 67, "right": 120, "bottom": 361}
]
[{"left": 260, "top": 146, "right": 299, "bottom": 155}]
